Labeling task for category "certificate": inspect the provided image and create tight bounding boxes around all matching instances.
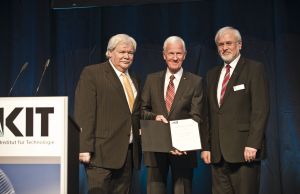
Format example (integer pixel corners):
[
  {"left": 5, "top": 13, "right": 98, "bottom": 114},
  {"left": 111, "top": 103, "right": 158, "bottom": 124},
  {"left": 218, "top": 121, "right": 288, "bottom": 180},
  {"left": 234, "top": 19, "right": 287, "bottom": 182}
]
[
  {"left": 169, "top": 119, "right": 202, "bottom": 151},
  {"left": 140, "top": 119, "right": 201, "bottom": 152}
]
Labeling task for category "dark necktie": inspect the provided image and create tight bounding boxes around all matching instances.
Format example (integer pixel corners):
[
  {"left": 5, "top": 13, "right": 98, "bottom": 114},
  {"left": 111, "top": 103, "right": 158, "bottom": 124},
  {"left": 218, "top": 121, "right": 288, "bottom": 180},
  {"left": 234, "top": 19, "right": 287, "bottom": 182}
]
[
  {"left": 220, "top": 64, "right": 231, "bottom": 105},
  {"left": 165, "top": 75, "right": 175, "bottom": 112}
]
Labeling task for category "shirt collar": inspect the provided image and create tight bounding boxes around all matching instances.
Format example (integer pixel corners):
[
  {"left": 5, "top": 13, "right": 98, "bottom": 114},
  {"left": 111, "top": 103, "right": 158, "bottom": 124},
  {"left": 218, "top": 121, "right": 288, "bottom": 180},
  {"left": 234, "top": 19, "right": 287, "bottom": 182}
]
[
  {"left": 109, "top": 60, "right": 129, "bottom": 77},
  {"left": 223, "top": 54, "right": 241, "bottom": 70},
  {"left": 166, "top": 67, "right": 183, "bottom": 80}
]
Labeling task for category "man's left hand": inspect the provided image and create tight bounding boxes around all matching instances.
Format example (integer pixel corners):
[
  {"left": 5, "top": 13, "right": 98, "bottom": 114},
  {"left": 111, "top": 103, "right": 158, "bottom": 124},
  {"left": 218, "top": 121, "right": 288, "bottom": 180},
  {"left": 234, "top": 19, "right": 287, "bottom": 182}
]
[
  {"left": 170, "top": 148, "right": 187, "bottom": 156},
  {"left": 244, "top": 147, "right": 257, "bottom": 162}
]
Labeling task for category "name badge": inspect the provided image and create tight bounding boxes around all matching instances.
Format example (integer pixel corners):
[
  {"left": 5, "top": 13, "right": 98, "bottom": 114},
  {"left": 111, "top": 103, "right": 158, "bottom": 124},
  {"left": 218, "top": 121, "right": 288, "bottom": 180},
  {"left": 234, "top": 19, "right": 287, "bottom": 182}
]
[{"left": 233, "top": 84, "right": 245, "bottom": 91}]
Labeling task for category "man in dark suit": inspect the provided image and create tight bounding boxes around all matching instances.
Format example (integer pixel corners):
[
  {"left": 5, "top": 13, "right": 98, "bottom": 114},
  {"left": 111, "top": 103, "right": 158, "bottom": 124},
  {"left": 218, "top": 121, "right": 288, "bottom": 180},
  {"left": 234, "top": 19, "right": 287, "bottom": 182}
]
[
  {"left": 201, "top": 26, "right": 269, "bottom": 194},
  {"left": 74, "top": 34, "right": 141, "bottom": 194},
  {"left": 141, "top": 36, "right": 205, "bottom": 194}
]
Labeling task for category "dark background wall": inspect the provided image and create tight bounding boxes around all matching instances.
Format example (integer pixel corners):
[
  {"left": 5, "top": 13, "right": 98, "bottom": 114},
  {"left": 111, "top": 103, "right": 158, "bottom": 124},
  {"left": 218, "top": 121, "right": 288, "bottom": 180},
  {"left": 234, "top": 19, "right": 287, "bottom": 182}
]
[{"left": 0, "top": 0, "right": 299, "bottom": 193}]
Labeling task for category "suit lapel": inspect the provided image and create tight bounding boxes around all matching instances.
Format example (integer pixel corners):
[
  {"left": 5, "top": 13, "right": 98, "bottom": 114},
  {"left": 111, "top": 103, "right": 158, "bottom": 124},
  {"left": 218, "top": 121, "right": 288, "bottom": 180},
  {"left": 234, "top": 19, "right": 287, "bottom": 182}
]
[
  {"left": 104, "top": 62, "right": 128, "bottom": 105},
  {"left": 159, "top": 71, "right": 169, "bottom": 115},
  {"left": 168, "top": 71, "right": 188, "bottom": 115},
  {"left": 212, "top": 66, "right": 223, "bottom": 109},
  {"left": 220, "top": 57, "right": 246, "bottom": 107},
  {"left": 129, "top": 73, "right": 139, "bottom": 111}
]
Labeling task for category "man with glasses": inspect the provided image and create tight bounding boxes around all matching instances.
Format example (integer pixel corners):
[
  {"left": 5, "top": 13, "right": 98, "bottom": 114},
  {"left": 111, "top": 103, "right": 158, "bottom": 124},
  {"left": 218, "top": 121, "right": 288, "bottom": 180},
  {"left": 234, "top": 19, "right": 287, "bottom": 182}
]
[
  {"left": 141, "top": 36, "right": 205, "bottom": 194},
  {"left": 201, "top": 26, "right": 269, "bottom": 194}
]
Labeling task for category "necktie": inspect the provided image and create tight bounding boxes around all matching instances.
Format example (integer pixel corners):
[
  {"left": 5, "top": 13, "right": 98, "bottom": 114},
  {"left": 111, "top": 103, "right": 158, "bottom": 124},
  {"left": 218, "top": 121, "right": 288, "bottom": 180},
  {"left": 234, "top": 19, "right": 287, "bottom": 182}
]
[
  {"left": 121, "top": 73, "right": 134, "bottom": 112},
  {"left": 220, "top": 64, "right": 231, "bottom": 106},
  {"left": 165, "top": 75, "right": 175, "bottom": 112}
]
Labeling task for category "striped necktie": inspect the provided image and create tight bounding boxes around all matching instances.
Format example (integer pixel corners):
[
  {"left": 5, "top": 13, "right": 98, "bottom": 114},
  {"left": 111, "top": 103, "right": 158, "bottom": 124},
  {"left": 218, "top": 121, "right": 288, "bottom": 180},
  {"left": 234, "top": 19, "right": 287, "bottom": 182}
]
[
  {"left": 220, "top": 64, "right": 231, "bottom": 106},
  {"left": 165, "top": 75, "right": 175, "bottom": 112}
]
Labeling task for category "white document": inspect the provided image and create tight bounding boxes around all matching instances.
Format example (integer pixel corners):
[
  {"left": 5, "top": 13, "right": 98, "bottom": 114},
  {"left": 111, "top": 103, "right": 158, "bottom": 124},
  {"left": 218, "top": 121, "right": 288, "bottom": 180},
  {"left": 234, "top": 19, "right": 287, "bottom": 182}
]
[{"left": 169, "top": 119, "right": 202, "bottom": 151}]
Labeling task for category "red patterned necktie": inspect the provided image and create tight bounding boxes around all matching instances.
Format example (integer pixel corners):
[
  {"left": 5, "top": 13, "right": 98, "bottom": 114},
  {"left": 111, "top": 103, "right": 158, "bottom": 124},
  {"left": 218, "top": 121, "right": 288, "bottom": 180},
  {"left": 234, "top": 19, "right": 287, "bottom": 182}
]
[
  {"left": 220, "top": 64, "right": 231, "bottom": 105},
  {"left": 165, "top": 75, "right": 175, "bottom": 112}
]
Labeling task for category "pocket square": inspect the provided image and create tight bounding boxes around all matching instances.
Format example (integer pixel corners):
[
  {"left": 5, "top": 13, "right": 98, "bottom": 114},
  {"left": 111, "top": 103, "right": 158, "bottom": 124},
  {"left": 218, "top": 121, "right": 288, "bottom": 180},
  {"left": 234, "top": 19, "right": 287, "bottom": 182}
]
[{"left": 233, "top": 84, "right": 245, "bottom": 91}]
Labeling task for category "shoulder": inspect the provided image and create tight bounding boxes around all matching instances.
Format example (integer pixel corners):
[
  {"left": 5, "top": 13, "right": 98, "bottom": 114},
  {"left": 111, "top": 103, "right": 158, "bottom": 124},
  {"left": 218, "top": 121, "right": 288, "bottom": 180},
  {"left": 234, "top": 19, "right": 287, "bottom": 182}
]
[
  {"left": 183, "top": 72, "right": 203, "bottom": 88},
  {"left": 184, "top": 71, "right": 202, "bottom": 81},
  {"left": 78, "top": 62, "right": 109, "bottom": 84},
  {"left": 83, "top": 61, "right": 108, "bottom": 71},
  {"left": 81, "top": 62, "right": 109, "bottom": 75},
  {"left": 241, "top": 57, "right": 264, "bottom": 67},
  {"left": 241, "top": 57, "right": 266, "bottom": 74},
  {"left": 145, "top": 70, "right": 164, "bottom": 80},
  {"left": 207, "top": 65, "right": 221, "bottom": 76}
]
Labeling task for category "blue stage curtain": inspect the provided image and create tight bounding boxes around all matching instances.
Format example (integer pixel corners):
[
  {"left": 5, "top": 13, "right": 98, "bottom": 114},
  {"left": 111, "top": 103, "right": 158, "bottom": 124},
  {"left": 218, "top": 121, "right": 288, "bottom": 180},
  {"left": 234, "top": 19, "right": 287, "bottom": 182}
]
[{"left": 0, "top": 0, "right": 299, "bottom": 193}]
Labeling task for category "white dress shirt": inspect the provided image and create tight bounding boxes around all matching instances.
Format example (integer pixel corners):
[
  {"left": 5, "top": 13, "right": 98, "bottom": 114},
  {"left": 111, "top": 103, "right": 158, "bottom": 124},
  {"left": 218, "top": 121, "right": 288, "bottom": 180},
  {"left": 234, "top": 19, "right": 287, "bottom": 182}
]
[
  {"left": 109, "top": 60, "right": 136, "bottom": 143},
  {"left": 217, "top": 55, "right": 240, "bottom": 106}
]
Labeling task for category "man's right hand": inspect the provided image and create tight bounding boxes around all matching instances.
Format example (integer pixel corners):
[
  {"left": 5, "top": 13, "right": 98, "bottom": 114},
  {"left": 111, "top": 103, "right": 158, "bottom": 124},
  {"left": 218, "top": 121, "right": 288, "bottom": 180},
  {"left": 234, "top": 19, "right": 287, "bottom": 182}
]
[
  {"left": 155, "top": 115, "right": 168, "bottom": 123},
  {"left": 201, "top": 151, "right": 211, "bottom": 164},
  {"left": 79, "top": 152, "right": 91, "bottom": 164}
]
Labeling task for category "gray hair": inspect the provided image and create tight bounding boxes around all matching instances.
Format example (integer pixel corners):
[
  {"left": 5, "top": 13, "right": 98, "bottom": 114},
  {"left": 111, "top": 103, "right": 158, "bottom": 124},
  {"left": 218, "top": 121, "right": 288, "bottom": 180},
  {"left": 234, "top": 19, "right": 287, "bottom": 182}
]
[
  {"left": 105, "top": 34, "right": 137, "bottom": 58},
  {"left": 214, "top": 26, "right": 242, "bottom": 44},
  {"left": 163, "top": 36, "right": 186, "bottom": 53}
]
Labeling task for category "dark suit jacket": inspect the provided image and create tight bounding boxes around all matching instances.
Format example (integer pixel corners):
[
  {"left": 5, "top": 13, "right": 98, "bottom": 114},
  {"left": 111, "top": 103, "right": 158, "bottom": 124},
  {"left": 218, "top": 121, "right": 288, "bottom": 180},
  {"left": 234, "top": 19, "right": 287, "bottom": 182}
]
[
  {"left": 141, "top": 70, "right": 204, "bottom": 168},
  {"left": 204, "top": 57, "right": 269, "bottom": 163},
  {"left": 74, "top": 61, "right": 141, "bottom": 169}
]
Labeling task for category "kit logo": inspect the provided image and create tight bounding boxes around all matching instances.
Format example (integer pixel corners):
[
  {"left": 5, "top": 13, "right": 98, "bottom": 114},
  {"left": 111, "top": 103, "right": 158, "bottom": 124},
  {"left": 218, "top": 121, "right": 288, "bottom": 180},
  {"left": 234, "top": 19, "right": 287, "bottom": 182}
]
[{"left": 0, "top": 107, "right": 54, "bottom": 137}]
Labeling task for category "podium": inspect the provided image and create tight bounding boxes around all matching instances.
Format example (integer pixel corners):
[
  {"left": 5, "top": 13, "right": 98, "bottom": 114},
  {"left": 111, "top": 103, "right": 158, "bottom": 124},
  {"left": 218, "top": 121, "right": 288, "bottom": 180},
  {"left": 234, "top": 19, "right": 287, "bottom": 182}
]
[{"left": 0, "top": 97, "right": 78, "bottom": 194}]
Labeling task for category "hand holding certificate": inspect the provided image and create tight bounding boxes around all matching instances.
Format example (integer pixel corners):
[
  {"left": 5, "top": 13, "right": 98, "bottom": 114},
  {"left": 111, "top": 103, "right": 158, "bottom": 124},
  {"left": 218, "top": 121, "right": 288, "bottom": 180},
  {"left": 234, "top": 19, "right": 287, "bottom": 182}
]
[
  {"left": 170, "top": 119, "right": 202, "bottom": 151},
  {"left": 140, "top": 119, "right": 201, "bottom": 152}
]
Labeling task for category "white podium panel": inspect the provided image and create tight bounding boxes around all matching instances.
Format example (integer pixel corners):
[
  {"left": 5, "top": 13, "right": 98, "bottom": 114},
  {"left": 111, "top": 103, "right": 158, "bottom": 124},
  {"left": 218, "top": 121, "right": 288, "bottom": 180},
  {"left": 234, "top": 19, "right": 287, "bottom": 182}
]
[{"left": 0, "top": 97, "right": 68, "bottom": 194}]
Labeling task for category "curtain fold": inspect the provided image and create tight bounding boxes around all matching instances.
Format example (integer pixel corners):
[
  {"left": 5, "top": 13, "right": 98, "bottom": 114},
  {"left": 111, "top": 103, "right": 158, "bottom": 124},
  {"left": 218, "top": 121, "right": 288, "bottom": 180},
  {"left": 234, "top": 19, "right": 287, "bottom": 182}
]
[{"left": 0, "top": 0, "right": 299, "bottom": 193}]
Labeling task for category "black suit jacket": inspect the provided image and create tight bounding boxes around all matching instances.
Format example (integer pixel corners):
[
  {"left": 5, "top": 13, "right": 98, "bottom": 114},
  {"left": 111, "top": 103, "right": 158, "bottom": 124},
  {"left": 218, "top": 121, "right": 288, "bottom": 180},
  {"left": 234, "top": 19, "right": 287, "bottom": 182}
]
[
  {"left": 141, "top": 70, "right": 205, "bottom": 168},
  {"left": 74, "top": 61, "right": 142, "bottom": 169},
  {"left": 204, "top": 57, "right": 269, "bottom": 163}
]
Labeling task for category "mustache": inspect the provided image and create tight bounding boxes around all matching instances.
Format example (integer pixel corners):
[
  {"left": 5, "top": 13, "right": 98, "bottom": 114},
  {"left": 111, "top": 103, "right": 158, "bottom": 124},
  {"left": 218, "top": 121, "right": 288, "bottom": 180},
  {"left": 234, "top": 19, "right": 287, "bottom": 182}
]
[{"left": 222, "top": 51, "right": 231, "bottom": 55}]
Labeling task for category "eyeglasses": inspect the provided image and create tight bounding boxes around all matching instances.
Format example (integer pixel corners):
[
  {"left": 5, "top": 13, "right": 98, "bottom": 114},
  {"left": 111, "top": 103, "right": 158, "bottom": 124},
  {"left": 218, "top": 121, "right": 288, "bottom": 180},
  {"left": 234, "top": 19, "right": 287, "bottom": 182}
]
[{"left": 217, "top": 41, "right": 240, "bottom": 48}]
